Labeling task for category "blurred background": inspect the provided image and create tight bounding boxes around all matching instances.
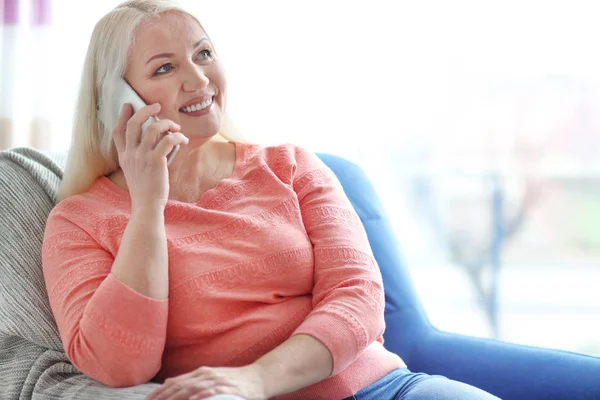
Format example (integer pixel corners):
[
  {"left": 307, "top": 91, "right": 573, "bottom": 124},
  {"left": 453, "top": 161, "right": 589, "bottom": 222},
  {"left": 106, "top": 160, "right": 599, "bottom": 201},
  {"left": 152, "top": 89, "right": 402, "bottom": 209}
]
[{"left": 2, "top": 0, "right": 599, "bottom": 356}]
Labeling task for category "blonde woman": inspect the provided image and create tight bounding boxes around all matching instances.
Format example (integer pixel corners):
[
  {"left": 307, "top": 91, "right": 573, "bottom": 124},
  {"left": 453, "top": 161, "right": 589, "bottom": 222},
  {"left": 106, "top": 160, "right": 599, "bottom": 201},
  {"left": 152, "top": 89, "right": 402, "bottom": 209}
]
[{"left": 42, "top": 1, "right": 499, "bottom": 399}]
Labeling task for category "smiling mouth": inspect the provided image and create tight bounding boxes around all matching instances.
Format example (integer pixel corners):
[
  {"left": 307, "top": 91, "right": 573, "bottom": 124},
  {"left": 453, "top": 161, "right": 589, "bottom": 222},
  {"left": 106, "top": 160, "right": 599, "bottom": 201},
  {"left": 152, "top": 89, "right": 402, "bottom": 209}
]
[{"left": 179, "top": 96, "right": 213, "bottom": 113}]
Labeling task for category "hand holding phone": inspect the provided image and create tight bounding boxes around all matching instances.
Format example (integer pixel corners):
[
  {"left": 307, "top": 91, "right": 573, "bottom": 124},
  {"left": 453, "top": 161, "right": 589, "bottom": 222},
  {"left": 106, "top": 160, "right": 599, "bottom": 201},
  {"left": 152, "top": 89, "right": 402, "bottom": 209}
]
[
  {"left": 98, "top": 78, "right": 180, "bottom": 164},
  {"left": 98, "top": 78, "right": 189, "bottom": 209}
]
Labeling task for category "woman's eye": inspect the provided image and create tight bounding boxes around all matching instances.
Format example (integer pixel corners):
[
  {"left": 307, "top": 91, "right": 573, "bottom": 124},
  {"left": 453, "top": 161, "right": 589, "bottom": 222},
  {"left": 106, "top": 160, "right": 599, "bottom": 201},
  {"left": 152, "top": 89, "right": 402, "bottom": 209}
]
[
  {"left": 155, "top": 63, "right": 173, "bottom": 75},
  {"left": 197, "top": 49, "right": 212, "bottom": 60}
]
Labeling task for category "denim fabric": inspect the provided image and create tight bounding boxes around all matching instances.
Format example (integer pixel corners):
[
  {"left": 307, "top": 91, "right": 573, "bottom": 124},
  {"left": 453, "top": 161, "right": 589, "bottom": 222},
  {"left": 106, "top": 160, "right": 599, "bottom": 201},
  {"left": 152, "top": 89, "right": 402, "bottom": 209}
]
[{"left": 351, "top": 368, "right": 501, "bottom": 400}]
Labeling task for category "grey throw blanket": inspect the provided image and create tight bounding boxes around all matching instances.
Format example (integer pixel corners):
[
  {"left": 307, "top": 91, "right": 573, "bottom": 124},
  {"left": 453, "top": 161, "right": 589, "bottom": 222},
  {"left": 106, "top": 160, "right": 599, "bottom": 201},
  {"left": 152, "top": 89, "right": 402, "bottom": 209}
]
[{"left": 0, "top": 147, "right": 158, "bottom": 399}]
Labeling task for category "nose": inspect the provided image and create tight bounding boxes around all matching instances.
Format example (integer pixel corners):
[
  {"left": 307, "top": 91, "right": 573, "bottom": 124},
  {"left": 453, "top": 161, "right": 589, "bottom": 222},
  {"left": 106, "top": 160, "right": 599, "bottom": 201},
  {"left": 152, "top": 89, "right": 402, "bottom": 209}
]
[{"left": 181, "top": 64, "right": 209, "bottom": 92}]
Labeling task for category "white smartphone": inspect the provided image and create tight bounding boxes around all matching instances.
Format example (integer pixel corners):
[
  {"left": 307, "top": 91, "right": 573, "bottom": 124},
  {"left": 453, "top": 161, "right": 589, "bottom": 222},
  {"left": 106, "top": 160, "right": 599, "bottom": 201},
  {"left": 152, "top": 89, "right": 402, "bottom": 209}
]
[{"left": 98, "top": 78, "right": 179, "bottom": 164}]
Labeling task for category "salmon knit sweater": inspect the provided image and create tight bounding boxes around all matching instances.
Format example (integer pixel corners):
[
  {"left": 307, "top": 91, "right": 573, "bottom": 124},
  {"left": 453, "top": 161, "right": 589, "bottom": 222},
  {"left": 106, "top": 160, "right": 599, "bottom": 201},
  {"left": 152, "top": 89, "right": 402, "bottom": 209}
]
[{"left": 42, "top": 142, "right": 405, "bottom": 400}]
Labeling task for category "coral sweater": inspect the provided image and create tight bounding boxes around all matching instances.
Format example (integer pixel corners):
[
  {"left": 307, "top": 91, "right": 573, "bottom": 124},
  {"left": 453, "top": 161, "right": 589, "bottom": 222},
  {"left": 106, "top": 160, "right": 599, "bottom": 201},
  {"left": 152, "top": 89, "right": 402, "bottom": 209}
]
[{"left": 42, "top": 142, "right": 405, "bottom": 400}]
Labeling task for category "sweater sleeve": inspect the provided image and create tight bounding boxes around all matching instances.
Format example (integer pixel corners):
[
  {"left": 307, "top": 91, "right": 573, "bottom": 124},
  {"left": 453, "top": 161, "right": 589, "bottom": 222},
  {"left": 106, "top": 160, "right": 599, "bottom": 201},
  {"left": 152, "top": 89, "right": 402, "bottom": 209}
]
[
  {"left": 288, "top": 145, "right": 386, "bottom": 376},
  {"left": 41, "top": 207, "right": 169, "bottom": 387}
]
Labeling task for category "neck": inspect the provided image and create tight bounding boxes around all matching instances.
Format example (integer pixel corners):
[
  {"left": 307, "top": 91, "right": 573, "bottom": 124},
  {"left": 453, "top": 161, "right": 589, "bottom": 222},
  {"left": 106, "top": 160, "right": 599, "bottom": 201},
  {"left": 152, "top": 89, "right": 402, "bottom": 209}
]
[
  {"left": 168, "top": 137, "right": 222, "bottom": 179},
  {"left": 107, "top": 136, "right": 231, "bottom": 193}
]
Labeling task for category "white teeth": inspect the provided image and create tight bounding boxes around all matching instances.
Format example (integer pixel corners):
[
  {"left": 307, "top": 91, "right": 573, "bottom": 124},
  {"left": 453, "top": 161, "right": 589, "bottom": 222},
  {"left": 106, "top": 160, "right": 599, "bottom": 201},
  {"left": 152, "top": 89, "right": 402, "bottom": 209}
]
[{"left": 180, "top": 97, "right": 213, "bottom": 113}]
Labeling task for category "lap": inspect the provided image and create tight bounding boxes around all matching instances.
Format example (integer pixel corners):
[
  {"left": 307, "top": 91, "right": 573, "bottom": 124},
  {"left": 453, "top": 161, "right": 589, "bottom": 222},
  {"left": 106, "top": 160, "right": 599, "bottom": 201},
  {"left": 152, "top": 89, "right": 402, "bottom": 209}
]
[{"left": 354, "top": 369, "right": 501, "bottom": 400}]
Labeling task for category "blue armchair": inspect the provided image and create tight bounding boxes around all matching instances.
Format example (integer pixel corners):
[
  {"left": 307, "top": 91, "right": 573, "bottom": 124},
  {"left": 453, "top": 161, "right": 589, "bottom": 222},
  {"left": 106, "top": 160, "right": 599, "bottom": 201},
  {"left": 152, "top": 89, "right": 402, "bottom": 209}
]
[{"left": 318, "top": 152, "right": 600, "bottom": 400}]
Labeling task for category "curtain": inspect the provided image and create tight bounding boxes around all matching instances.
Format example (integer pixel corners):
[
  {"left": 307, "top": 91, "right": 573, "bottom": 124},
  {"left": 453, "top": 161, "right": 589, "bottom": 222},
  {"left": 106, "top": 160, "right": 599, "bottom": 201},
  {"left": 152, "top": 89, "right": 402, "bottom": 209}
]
[{"left": 1, "top": 0, "right": 53, "bottom": 150}]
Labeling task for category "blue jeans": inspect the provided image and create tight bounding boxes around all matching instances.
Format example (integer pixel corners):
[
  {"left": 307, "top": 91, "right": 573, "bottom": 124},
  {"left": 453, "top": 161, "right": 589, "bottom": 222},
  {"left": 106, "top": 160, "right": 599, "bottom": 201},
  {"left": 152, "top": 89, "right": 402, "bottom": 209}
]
[{"left": 349, "top": 368, "right": 501, "bottom": 400}]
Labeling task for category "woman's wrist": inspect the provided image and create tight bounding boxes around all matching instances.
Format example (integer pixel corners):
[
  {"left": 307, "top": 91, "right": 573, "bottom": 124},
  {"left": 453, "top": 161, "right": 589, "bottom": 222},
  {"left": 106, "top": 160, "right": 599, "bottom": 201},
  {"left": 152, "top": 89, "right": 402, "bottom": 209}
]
[
  {"left": 249, "top": 358, "right": 280, "bottom": 398},
  {"left": 250, "top": 334, "right": 333, "bottom": 398},
  {"left": 131, "top": 202, "right": 166, "bottom": 217},
  {"left": 241, "top": 363, "right": 271, "bottom": 399}
]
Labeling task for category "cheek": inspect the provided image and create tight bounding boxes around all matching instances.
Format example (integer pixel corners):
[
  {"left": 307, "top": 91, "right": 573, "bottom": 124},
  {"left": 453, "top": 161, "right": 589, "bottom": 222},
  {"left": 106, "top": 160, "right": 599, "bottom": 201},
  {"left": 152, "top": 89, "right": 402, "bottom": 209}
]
[
  {"left": 146, "top": 85, "right": 178, "bottom": 112},
  {"left": 211, "top": 62, "right": 227, "bottom": 98}
]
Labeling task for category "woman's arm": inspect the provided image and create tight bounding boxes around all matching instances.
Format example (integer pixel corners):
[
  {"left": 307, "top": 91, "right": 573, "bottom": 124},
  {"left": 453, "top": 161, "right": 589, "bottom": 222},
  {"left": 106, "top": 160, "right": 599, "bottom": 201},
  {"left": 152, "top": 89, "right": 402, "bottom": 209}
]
[
  {"left": 111, "top": 203, "right": 169, "bottom": 299},
  {"left": 42, "top": 203, "right": 170, "bottom": 388},
  {"left": 43, "top": 102, "right": 186, "bottom": 388},
  {"left": 243, "top": 145, "right": 385, "bottom": 397},
  {"left": 287, "top": 145, "right": 386, "bottom": 373},
  {"left": 223, "top": 145, "right": 385, "bottom": 398},
  {"left": 146, "top": 334, "right": 333, "bottom": 400},
  {"left": 252, "top": 333, "right": 333, "bottom": 398}
]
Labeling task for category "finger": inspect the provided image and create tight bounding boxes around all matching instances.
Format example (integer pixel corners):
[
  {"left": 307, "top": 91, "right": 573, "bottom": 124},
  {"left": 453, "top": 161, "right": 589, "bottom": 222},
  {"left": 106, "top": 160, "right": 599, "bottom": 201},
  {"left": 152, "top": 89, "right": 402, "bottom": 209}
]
[
  {"left": 112, "top": 103, "right": 133, "bottom": 153},
  {"left": 146, "top": 377, "right": 179, "bottom": 400},
  {"left": 171, "top": 386, "right": 200, "bottom": 400},
  {"left": 153, "top": 132, "right": 189, "bottom": 159},
  {"left": 126, "top": 102, "right": 161, "bottom": 149},
  {"left": 146, "top": 381, "right": 176, "bottom": 400},
  {"left": 146, "top": 369, "right": 216, "bottom": 400},
  {"left": 140, "top": 119, "right": 181, "bottom": 150},
  {"left": 146, "top": 369, "right": 207, "bottom": 400}
]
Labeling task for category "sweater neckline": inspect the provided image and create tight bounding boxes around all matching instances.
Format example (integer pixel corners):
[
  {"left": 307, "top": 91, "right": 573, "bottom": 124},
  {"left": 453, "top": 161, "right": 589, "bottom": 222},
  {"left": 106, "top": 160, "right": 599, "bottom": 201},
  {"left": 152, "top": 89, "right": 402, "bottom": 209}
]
[{"left": 99, "top": 141, "right": 246, "bottom": 208}]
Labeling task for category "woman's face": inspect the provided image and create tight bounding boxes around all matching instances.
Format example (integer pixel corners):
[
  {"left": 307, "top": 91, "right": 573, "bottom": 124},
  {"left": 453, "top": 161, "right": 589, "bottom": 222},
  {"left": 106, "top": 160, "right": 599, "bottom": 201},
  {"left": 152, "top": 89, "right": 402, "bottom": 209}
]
[{"left": 125, "top": 12, "right": 225, "bottom": 140}]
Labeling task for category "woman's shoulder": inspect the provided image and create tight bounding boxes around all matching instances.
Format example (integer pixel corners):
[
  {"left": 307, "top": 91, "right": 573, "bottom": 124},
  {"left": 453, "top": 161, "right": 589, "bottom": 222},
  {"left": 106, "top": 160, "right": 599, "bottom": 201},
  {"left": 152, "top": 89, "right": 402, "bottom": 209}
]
[
  {"left": 241, "top": 141, "right": 318, "bottom": 171},
  {"left": 236, "top": 142, "right": 328, "bottom": 189},
  {"left": 49, "top": 177, "right": 127, "bottom": 226}
]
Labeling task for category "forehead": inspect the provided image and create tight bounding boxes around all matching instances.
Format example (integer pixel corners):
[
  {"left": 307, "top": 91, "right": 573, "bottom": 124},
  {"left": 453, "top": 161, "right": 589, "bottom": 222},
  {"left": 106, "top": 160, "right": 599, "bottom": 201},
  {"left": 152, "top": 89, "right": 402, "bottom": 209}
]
[{"left": 131, "top": 12, "right": 207, "bottom": 57}]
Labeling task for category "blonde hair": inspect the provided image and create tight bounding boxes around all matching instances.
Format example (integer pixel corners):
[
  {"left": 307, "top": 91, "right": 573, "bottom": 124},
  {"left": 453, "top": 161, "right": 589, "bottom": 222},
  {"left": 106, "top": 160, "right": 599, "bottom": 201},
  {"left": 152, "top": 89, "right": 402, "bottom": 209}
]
[{"left": 58, "top": 0, "right": 250, "bottom": 202}]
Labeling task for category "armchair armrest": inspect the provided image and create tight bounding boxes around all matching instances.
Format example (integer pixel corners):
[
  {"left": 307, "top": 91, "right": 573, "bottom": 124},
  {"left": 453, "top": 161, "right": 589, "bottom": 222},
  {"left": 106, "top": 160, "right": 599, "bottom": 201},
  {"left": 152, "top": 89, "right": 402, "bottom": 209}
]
[
  {"left": 410, "top": 328, "right": 600, "bottom": 400},
  {"left": 0, "top": 333, "right": 159, "bottom": 400}
]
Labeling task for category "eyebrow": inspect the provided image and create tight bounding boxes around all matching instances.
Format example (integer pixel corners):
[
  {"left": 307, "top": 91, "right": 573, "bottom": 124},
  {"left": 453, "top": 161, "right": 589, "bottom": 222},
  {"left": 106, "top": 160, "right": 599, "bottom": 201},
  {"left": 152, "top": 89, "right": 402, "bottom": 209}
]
[{"left": 145, "top": 38, "right": 209, "bottom": 65}]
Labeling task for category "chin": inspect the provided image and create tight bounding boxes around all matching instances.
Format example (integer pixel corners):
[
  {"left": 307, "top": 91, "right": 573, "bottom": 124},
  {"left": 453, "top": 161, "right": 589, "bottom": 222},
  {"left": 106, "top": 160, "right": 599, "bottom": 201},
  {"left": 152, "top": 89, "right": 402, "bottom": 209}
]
[
  {"left": 182, "top": 122, "right": 222, "bottom": 139},
  {"left": 182, "top": 111, "right": 222, "bottom": 133},
  {"left": 184, "top": 131, "right": 219, "bottom": 141}
]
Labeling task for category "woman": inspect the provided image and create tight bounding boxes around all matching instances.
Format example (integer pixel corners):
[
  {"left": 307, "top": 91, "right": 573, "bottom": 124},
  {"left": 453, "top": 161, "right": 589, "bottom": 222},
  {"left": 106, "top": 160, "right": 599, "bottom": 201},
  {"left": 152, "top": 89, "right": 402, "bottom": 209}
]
[{"left": 42, "top": 1, "right": 500, "bottom": 399}]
